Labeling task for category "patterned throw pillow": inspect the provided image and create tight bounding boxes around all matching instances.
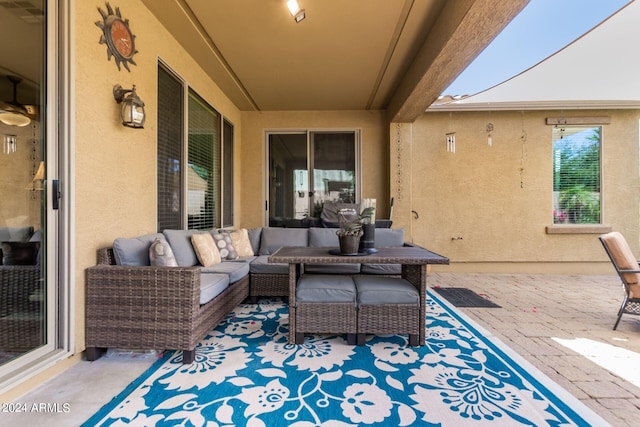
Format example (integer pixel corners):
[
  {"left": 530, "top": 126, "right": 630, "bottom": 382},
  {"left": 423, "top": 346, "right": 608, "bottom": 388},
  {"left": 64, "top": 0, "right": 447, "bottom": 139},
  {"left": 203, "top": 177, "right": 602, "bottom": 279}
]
[
  {"left": 191, "top": 233, "right": 221, "bottom": 267},
  {"left": 230, "top": 228, "right": 254, "bottom": 257},
  {"left": 149, "top": 238, "right": 178, "bottom": 267},
  {"left": 212, "top": 232, "right": 238, "bottom": 260}
]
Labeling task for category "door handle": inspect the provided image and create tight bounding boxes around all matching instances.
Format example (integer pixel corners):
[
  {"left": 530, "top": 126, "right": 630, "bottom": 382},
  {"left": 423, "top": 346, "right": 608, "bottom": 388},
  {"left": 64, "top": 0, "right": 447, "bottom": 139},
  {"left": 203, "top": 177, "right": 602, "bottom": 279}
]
[{"left": 52, "top": 179, "right": 60, "bottom": 210}]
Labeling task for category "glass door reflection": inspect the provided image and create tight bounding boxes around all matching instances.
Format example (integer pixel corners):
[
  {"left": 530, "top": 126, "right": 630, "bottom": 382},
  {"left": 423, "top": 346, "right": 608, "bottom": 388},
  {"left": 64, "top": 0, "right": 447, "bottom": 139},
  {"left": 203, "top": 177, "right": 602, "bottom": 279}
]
[
  {"left": 267, "top": 131, "right": 358, "bottom": 227},
  {"left": 0, "top": 1, "right": 47, "bottom": 365}
]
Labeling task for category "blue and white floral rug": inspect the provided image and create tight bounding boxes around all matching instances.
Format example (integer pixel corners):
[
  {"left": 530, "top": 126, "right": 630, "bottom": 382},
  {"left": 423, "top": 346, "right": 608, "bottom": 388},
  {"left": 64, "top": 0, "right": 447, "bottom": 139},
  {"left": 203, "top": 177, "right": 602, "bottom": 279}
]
[{"left": 82, "top": 293, "right": 605, "bottom": 426}]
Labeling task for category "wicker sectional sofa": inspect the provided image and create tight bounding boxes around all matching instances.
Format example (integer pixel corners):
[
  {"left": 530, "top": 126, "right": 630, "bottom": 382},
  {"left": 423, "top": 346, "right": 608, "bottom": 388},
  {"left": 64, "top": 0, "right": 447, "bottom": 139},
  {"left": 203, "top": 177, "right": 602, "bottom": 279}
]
[{"left": 84, "top": 227, "right": 405, "bottom": 363}]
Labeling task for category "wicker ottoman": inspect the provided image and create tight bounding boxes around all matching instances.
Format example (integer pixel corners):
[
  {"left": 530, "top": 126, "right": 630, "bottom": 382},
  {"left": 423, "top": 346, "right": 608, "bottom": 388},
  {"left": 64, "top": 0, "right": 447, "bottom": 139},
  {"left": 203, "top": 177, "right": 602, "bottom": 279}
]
[
  {"left": 354, "top": 275, "right": 420, "bottom": 346},
  {"left": 293, "top": 274, "right": 357, "bottom": 345}
]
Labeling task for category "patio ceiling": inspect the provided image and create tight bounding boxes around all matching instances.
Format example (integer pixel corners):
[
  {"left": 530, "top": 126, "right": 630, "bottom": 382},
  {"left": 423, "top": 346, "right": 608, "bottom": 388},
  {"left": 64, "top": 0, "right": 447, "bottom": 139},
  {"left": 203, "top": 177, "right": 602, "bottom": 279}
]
[{"left": 142, "top": 0, "right": 528, "bottom": 122}]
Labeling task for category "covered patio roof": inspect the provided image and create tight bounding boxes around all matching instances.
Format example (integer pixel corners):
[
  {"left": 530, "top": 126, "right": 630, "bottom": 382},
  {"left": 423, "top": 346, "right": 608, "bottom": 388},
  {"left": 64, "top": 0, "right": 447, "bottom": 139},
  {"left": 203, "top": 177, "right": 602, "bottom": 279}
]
[{"left": 141, "top": 0, "right": 528, "bottom": 122}]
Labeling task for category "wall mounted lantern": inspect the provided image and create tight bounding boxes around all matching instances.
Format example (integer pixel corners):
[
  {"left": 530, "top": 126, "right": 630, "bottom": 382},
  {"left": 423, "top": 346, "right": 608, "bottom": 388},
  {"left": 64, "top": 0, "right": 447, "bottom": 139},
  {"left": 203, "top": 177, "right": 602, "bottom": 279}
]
[
  {"left": 113, "top": 84, "right": 145, "bottom": 128},
  {"left": 286, "top": 0, "right": 306, "bottom": 23}
]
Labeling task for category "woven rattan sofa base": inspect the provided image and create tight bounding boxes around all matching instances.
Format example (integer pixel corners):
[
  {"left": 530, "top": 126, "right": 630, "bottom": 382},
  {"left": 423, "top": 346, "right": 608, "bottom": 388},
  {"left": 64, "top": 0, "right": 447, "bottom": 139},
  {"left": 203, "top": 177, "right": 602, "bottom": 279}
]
[
  {"left": 292, "top": 302, "right": 357, "bottom": 345},
  {"left": 249, "top": 273, "right": 289, "bottom": 299},
  {"left": 357, "top": 303, "right": 420, "bottom": 346},
  {"left": 85, "top": 248, "right": 249, "bottom": 364}
]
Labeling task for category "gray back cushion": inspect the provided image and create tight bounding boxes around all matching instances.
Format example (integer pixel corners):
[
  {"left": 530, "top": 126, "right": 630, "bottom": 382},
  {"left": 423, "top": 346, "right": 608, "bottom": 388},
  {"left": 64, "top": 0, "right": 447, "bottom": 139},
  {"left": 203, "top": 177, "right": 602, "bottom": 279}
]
[
  {"left": 258, "top": 228, "right": 308, "bottom": 255},
  {"left": 247, "top": 228, "right": 263, "bottom": 255},
  {"left": 163, "top": 229, "right": 204, "bottom": 266},
  {"left": 113, "top": 233, "right": 164, "bottom": 266},
  {"left": 374, "top": 228, "right": 405, "bottom": 247},
  {"left": 308, "top": 228, "right": 339, "bottom": 247}
]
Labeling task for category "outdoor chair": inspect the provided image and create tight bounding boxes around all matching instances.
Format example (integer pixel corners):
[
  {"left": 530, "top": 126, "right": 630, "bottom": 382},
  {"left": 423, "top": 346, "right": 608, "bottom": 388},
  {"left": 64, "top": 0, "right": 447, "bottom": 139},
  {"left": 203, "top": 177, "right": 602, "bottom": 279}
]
[{"left": 599, "top": 231, "right": 640, "bottom": 329}]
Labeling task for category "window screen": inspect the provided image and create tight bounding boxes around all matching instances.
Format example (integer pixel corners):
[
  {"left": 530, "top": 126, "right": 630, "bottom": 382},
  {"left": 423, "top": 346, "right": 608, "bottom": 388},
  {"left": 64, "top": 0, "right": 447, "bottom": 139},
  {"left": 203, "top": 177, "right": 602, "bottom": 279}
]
[{"left": 552, "top": 126, "right": 601, "bottom": 224}]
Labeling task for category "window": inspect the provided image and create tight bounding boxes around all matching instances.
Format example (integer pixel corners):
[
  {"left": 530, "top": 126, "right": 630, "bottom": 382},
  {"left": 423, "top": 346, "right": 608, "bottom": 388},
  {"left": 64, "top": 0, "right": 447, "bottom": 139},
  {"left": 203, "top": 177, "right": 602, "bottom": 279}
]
[
  {"left": 222, "top": 119, "right": 235, "bottom": 227},
  {"left": 157, "top": 63, "right": 231, "bottom": 231},
  {"left": 157, "top": 64, "right": 184, "bottom": 230},
  {"left": 187, "top": 89, "right": 221, "bottom": 230},
  {"left": 552, "top": 126, "right": 601, "bottom": 224}
]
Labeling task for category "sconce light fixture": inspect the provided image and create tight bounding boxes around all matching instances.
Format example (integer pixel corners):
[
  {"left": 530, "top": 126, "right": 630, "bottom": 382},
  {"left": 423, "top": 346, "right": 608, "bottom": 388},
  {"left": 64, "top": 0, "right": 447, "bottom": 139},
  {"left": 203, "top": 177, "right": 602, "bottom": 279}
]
[
  {"left": 287, "top": 0, "right": 306, "bottom": 23},
  {"left": 113, "top": 84, "right": 146, "bottom": 128}
]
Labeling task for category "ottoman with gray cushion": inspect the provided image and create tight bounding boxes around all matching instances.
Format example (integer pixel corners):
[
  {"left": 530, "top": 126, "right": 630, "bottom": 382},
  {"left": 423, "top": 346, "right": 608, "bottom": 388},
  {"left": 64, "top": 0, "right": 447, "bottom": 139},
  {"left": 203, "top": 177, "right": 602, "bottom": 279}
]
[
  {"left": 293, "top": 274, "right": 357, "bottom": 345},
  {"left": 354, "top": 275, "right": 420, "bottom": 346}
]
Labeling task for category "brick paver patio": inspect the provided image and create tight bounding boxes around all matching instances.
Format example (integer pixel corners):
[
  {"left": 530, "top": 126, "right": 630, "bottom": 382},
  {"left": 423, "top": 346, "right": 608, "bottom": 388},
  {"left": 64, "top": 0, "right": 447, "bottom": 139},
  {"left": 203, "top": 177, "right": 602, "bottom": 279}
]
[{"left": 429, "top": 273, "right": 640, "bottom": 427}]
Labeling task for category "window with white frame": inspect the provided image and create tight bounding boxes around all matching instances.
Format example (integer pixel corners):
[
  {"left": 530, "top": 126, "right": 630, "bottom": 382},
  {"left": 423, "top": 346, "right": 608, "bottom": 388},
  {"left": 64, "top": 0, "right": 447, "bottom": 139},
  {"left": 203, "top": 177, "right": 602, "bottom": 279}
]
[{"left": 552, "top": 125, "right": 601, "bottom": 224}]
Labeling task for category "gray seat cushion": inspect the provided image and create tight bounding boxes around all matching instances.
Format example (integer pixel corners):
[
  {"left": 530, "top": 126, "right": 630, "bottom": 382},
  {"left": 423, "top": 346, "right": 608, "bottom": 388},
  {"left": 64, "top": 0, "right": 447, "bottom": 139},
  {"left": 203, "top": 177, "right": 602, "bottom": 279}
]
[
  {"left": 200, "top": 273, "right": 230, "bottom": 305},
  {"left": 258, "top": 228, "right": 308, "bottom": 255},
  {"left": 113, "top": 233, "right": 164, "bottom": 266},
  {"left": 230, "top": 255, "right": 258, "bottom": 264},
  {"left": 354, "top": 276, "right": 419, "bottom": 305},
  {"left": 201, "top": 261, "right": 250, "bottom": 283},
  {"left": 296, "top": 274, "right": 356, "bottom": 303},
  {"left": 249, "top": 255, "right": 289, "bottom": 274}
]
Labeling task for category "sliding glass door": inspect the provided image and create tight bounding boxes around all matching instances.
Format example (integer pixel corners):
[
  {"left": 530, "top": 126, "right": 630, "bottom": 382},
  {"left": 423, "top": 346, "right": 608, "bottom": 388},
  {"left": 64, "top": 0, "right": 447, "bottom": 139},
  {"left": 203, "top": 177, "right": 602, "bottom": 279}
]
[
  {"left": 267, "top": 131, "right": 359, "bottom": 227},
  {"left": 0, "top": 0, "right": 50, "bottom": 370}
]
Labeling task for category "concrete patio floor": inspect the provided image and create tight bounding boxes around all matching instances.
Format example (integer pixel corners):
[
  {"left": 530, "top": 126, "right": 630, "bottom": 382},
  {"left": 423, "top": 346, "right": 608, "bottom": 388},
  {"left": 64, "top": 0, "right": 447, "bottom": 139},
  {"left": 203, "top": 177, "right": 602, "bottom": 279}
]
[{"left": 2, "top": 273, "right": 640, "bottom": 426}]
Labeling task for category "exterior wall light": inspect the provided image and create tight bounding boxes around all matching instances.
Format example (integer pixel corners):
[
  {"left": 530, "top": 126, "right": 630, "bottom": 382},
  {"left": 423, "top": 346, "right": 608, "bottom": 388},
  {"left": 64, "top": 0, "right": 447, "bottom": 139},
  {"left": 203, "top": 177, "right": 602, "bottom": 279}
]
[
  {"left": 113, "top": 84, "right": 145, "bottom": 128},
  {"left": 287, "top": 0, "right": 305, "bottom": 23}
]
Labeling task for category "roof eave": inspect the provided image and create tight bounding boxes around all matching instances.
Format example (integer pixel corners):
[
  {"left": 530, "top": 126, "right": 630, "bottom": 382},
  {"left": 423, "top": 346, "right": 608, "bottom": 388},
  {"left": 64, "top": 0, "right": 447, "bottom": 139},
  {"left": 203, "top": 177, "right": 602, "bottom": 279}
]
[{"left": 427, "top": 100, "right": 640, "bottom": 112}]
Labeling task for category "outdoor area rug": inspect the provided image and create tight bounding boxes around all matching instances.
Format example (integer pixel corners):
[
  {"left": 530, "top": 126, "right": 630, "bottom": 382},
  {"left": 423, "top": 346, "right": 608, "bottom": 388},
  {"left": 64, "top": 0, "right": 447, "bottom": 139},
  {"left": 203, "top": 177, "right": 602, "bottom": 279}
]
[
  {"left": 82, "top": 292, "right": 604, "bottom": 427},
  {"left": 432, "top": 287, "right": 502, "bottom": 308}
]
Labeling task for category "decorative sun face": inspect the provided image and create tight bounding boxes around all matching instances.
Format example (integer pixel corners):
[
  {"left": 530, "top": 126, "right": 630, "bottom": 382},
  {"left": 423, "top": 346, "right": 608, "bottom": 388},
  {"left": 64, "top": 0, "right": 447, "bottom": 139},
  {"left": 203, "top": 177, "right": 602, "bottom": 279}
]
[{"left": 96, "top": 2, "right": 138, "bottom": 71}]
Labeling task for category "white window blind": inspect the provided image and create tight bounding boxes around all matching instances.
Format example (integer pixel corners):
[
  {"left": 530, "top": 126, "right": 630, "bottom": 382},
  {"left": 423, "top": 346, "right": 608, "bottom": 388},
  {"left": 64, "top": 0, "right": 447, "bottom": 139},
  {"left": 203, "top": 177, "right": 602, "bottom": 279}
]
[
  {"left": 157, "top": 64, "right": 184, "bottom": 231},
  {"left": 187, "top": 89, "right": 221, "bottom": 230}
]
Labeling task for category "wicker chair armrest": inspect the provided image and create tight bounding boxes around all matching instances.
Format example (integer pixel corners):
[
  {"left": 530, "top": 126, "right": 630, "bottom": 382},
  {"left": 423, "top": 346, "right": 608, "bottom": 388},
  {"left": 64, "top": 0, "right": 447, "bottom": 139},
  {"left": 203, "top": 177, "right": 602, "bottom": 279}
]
[{"left": 85, "top": 265, "right": 203, "bottom": 307}]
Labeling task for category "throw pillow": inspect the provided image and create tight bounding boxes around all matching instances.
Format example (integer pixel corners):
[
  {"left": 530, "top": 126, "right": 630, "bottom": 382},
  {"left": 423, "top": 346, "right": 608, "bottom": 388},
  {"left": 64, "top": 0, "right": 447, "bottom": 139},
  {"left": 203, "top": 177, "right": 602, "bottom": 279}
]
[
  {"left": 1, "top": 241, "right": 41, "bottom": 265},
  {"left": 212, "top": 232, "right": 238, "bottom": 260},
  {"left": 230, "top": 228, "right": 254, "bottom": 257},
  {"left": 191, "top": 233, "right": 221, "bottom": 267},
  {"left": 149, "top": 238, "right": 178, "bottom": 267}
]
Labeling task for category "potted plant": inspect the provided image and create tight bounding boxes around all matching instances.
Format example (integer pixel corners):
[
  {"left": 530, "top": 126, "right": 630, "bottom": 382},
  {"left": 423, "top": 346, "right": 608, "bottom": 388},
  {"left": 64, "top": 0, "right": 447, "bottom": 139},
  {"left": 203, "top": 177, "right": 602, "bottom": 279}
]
[{"left": 336, "top": 207, "right": 375, "bottom": 254}]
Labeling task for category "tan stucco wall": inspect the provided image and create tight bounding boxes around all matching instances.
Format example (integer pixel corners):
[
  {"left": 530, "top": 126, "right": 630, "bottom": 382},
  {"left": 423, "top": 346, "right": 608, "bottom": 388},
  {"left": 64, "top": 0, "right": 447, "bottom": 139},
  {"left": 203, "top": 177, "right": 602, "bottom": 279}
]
[
  {"left": 392, "top": 109, "right": 640, "bottom": 274},
  {"left": 240, "top": 110, "right": 389, "bottom": 228},
  {"left": 73, "top": 0, "right": 241, "bottom": 353}
]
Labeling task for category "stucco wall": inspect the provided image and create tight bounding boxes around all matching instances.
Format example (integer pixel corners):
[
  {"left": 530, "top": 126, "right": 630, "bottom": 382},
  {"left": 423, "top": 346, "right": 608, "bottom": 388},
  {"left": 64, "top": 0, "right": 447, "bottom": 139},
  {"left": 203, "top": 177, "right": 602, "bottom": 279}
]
[
  {"left": 394, "top": 109, "right": 640, "bottom": 273},
  {"left": 73, "top": 0, "right": 241, "bottom": 352},
  {"left": 240, "top": 110, "right": 389, "bottom": 228}
]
